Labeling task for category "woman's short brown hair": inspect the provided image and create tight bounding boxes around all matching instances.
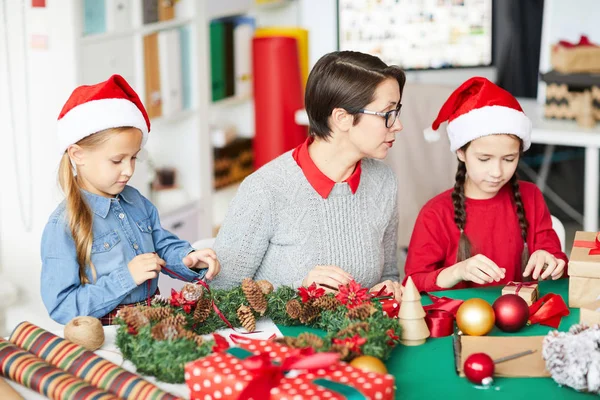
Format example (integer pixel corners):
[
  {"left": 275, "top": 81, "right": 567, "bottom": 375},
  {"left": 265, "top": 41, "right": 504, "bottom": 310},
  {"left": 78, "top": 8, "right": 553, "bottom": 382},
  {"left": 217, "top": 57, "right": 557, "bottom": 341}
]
[{"left": 304, "top": 51, "right": 406, "bottom": 139}]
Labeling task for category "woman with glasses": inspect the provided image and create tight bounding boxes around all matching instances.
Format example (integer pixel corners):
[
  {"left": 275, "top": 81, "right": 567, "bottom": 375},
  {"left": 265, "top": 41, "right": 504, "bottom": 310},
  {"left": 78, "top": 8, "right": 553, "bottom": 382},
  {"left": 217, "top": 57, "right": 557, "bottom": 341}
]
[{"left": 211, "top": 51, "right": 405, "bottom": 301}]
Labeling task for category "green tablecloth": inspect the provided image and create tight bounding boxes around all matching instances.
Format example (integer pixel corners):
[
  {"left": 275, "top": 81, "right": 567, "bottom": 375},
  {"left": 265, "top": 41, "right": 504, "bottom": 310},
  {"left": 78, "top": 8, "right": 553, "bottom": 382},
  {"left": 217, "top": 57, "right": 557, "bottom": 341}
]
[{"left": 280, "top": 279, "right": 592, "bottom": 399}]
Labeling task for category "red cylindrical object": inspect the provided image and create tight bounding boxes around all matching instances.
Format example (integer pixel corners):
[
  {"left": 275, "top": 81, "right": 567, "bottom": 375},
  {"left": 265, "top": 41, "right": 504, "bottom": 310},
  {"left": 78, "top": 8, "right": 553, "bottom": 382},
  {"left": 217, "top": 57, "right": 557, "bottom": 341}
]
[{"left": 252, "top": 36, "right": 307, "bottom": 170}]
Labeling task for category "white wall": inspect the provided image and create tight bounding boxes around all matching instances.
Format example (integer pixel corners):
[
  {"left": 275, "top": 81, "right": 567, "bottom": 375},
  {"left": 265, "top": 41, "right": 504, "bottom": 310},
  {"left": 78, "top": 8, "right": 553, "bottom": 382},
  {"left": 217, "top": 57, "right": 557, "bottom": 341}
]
[{"left": 0, "top": 1, "right": 78, "bottom": 332}]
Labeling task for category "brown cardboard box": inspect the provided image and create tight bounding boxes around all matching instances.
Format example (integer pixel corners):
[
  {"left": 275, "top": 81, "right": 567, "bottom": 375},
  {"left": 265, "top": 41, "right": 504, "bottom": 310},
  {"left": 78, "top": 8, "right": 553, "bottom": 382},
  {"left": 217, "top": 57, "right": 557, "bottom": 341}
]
[
  {"left": 580, "top": 300, "right": 600, "bottom": 326},
  {"left": 501, "top": 282, "right": 539, "bottom": 306},
  {"left": 568, "top": 231, "right": 600, "bottom": 307},
  {"left": 551, "top": 44, "right": 600, "bottom": 74}
]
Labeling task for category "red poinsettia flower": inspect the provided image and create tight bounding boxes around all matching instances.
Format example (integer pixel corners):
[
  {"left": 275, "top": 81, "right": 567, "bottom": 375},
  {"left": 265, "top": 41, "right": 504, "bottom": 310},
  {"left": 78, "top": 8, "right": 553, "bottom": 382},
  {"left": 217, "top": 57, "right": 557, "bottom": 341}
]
[
  {"left": 298, "top": 283, "right": 325, "bottom": 303},
  {"left": 335, "top": 280, "right": 369, "bottom": 309},
  {"left": 170, "top": 288, "right": 196, "bottom": 314},
  {"left": 386, "top": 328, "right": 400, "bottom": 346},
  {"left": 332, "top": 334, "right": 367, "bottom": 354}
]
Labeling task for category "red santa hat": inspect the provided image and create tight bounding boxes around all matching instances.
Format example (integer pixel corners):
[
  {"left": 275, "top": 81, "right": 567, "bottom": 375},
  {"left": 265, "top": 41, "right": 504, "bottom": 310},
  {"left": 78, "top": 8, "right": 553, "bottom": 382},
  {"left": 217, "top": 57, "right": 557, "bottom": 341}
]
[
  {"left": 424, "top": 77, "right": 532, "bottom": 152},
  {"left": 56, "top": 74, "right": 150, "bottom": 153}
]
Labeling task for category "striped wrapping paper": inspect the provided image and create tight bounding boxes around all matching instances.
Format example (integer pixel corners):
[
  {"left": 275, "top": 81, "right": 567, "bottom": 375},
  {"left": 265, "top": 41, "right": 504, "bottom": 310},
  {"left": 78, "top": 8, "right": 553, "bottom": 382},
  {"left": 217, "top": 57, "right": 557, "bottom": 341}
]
[
  {"left": 0, "top": 338, "right": 116, "bottom": 400},
  {"left": 10, "top": 322, "right": 180, "bottom": 400}
]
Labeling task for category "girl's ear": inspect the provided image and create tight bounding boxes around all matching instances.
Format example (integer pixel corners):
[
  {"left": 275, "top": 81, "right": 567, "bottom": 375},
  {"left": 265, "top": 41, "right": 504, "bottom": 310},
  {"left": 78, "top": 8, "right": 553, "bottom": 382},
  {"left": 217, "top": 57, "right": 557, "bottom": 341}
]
[
  {"left": 67, "top": 144, "right": 85, "bottom": 166},
  {"left": 329, "top": 107, "right": 354, "bottom": 132},
  {"left": 456, "top": 148, "right": 466, "bottom": 163}
]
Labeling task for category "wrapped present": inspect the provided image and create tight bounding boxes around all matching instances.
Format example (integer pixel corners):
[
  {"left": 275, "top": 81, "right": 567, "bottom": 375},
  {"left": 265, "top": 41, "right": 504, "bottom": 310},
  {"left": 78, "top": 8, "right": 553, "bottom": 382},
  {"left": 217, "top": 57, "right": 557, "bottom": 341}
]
[
  {"left": 501, "top": 282, "right": 539, "bottom": 306},
  {"left": 569, "top": 231, "right": 600, "bottom": 307},
  {"left": 380, "top": 298, "right": 399, "bottom": 318},
  {"left": 185, "top": 337, "right": 395, "bottom": 400},
  {"left": 580, "top": 300, "right": 600, "bottom": 325},
  {"left": 551, "top": 36, "right": 600, "bottom": 74}
]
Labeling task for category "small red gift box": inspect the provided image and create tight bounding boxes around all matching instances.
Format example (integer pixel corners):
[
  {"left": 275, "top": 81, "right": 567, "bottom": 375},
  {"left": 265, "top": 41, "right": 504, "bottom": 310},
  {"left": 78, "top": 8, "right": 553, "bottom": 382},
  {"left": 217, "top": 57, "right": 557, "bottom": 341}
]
[{"left": 185, "top": 337, "right": 395, "bottom": 400}]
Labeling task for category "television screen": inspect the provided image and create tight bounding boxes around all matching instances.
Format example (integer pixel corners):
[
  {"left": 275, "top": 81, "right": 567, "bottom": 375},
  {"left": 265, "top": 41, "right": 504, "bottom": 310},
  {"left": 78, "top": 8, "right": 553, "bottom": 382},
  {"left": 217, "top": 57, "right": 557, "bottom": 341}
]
[{"left": 338, "top": 0, "right": 493, "bottom": 70}]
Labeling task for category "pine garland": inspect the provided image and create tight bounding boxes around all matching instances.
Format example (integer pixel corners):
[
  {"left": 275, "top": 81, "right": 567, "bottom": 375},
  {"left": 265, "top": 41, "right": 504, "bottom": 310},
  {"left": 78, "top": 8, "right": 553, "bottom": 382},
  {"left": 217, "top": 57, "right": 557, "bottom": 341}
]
[{"left": 116, "top": 279, "right": 402, "bottom": 384}]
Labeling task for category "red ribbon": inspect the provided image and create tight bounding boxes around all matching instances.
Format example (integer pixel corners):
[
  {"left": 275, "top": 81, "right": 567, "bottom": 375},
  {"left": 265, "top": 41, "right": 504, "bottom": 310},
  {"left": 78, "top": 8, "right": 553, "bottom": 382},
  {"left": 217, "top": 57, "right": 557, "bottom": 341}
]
[
  {"left": 238, "top": 349, "right": 340, "bottom": 400},
  {"left": 557, "top": 35, "right": 597, "bottom": 48},
  {"left": 423, "top": 294, "right": 464, "bottom": 337},
  {"left": 528, "top": 293, "right": 570, "bottom": 328},
  {"left": 369, "top": 285, "right": 400, "bottom": 318},
  {"left": 573, "top": 233, "right": 600, "bottom": 256},
  {"left": 505, "top": 281, "right": 537, "bottom": 295}
]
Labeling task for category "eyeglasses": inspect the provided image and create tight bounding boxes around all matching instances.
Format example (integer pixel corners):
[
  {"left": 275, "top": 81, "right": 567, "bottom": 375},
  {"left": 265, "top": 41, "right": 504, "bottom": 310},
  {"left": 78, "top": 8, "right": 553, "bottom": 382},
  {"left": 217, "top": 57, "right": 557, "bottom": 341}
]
[{"left": 357, "top": 104, "right": 402, "bottom": 128}]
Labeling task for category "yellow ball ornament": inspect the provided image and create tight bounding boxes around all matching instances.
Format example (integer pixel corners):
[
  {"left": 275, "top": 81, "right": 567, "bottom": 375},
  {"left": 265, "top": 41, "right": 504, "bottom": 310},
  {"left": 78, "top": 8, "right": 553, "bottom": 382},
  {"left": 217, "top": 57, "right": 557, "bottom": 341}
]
[
  {"left": 349, "top": 355, "right": 388, "bottom": 374},
  {"left": 456, "top": 298, "right": 495, "bottom": 336}
]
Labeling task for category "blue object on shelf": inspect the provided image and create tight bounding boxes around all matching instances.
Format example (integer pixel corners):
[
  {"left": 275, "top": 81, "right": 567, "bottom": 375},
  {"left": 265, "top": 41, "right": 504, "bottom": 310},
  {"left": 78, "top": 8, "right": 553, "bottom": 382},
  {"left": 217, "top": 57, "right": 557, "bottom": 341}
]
[
  {"left": 179, "top": 26, "right": 192, "bottom": 110},
  {"left": 83, "top": 0, "right": 106, "bottom": 35}
]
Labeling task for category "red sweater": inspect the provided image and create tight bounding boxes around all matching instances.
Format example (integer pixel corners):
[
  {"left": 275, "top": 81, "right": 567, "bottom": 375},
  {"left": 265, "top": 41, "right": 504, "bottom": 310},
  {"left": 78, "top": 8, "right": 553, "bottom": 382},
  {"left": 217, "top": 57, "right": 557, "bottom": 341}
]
[{"left": 405, "top": 181, "right": 568, "bottom": 292}]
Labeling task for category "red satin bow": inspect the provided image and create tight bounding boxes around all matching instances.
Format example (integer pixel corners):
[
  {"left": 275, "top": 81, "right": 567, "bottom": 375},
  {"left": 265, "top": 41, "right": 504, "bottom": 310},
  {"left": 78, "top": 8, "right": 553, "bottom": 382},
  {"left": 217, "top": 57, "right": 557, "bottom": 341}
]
[
  {"left": 505, "top": 281, "right": 537, "bottom": 294},
  {"left": 528, "top": 293, "right": 570, "bottom": 328},
  {"left": 423, "top": 294, "right": 464, "bottom": 337},
  {"left": 238, "top": 349, "right": 340, "bottom": 400},
  {"left": 573, "top": 233, "right": 600, "bottom": 256},
  {"left": 557, "top": 35, "right": 597, "bottom": 48},
  {"left": 370, "top": 285, "right": 400, "bottom": 318}
]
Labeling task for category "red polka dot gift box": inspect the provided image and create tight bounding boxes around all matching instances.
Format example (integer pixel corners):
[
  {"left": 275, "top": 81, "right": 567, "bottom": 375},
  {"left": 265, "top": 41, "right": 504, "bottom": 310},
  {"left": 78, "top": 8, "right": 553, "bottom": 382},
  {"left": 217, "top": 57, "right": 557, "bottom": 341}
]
[{"left": 184, "top": 336, "right": 395, "bottom": 400}]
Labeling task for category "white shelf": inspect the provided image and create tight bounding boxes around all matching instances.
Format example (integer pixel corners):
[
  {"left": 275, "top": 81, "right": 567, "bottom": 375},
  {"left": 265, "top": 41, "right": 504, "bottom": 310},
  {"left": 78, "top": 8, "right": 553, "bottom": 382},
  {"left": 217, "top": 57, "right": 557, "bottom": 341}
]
[
  {"left": 150, "top": 108, "right": 197, "bottom": 125},
  {"left": 211, "top": 94, "right": 253, "bottom": 107},
  {"left": 80, "top": 17, "right": 195, "bottom": 44},
  {"left": 212, "top": 182, "right": 242, "bottom": 227}
]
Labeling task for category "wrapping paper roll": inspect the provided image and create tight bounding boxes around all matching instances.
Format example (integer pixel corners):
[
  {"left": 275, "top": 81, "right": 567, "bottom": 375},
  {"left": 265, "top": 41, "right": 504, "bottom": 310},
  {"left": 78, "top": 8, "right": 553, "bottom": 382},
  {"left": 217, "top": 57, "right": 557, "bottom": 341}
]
[
  {"left": 9, "top": 322, "right": 179, "bottom": 400},
  {"left": 254, "top": 27, "right": 309, "bottom": 88},
  {"left": 0, "top": 339, "right": 115, "bottom": 400},
  {"left": 252, "top": 36, "right": 307, "bottom": 169}
]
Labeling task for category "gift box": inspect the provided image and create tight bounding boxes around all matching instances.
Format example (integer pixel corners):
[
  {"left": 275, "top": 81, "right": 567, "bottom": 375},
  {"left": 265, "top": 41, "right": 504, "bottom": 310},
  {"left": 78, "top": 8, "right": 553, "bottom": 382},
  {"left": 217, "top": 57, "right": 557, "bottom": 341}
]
[
  {"left": 501, "top": 282, "right": 539, "bottom": 306},
  {"left": 569, "top": 231, "right": 600, "bottom": 307},
  {"left": 185, "top": 337, "right": 395, "bottom": 400},
  {"left": 580, "top": 300, "right": 600, "bottom": 325},
  {"left": 540, "top": 71, "right": 600, "bottom": 125},
  {"left": 551, "top": 36, "right": 600, "bottom": 74}
]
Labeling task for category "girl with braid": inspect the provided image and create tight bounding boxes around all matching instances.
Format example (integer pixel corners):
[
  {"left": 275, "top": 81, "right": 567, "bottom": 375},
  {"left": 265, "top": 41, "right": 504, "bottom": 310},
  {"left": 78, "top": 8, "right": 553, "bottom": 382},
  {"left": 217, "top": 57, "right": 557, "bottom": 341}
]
[{"left": 404, "top": 77, "right": 567, "bottom": 292}]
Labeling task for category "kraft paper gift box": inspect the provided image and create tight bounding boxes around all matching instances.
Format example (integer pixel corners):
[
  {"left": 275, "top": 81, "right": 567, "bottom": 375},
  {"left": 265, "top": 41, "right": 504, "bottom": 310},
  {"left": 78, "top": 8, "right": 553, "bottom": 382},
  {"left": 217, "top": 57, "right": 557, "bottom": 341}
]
[
  {"left": 501, "top": 282, "right": 539, "bottom": 306},
  {"left": 569, "top": 231, "right": 600, "bottom": 308},
  {"left": 580, "top": 300, "right": 600, "bottom": 326}
]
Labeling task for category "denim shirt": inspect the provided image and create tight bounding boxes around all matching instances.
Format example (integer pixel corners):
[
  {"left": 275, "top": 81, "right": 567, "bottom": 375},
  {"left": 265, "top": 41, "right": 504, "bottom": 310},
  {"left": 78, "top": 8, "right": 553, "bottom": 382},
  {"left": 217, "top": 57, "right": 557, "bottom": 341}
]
[{"left": 40, "top": 186, "right": 205, "bottom": 324}]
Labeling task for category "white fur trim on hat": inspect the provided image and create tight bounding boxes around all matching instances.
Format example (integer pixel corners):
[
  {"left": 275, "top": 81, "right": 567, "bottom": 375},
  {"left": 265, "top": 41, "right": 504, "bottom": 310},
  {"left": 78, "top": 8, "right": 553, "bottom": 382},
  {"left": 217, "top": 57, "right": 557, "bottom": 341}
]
[
  {"left": 56, "top": 98, "right": 149, "bottom": 153},
  {"left": 447, "top": 105, "right": 532, "bottom": 152}
]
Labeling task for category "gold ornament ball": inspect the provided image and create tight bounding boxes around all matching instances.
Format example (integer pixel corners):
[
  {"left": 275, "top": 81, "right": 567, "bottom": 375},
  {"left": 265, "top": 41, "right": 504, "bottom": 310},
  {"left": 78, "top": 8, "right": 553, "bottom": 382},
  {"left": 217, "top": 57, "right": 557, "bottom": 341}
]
[
  {"left": 456, "top": 298, "right": 495, "bottom": 336},
  {"left": 349, "top": 355, "right": 388, "bottom": 374}
]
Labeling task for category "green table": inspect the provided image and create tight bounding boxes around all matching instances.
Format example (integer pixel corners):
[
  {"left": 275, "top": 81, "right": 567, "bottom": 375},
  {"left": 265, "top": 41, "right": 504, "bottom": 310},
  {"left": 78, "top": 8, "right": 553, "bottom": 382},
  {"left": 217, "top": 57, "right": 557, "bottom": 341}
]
[{"left": 280, "top": 279, "right": 592, "bottom": 399}]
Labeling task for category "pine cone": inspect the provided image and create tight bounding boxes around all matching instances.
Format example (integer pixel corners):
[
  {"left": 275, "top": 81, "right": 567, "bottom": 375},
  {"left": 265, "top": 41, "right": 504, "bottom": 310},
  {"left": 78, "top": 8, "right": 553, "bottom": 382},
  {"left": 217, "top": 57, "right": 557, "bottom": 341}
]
[
  {"left": 162, "top": 314, "right": 187, "bottom": 328},
  {"left": 178, "top": 329, "right": 204, "bottom": 347},
  {"left": 313, "top": 295, "right": 341, "bottom": 311},
  {"left": 151, "top": 320, "right": 180, "bottom": 341},
  {"left": 151, "top": 294, "right": 170, "bottom": 307},
  {"left": 143, "top": 307, "right": 173, "bottom": 321},
  {"left": 237, "top": 304, "right": 256, "bottom": 332},
  {"left": 242, "top": 278, "right": 267, "bottom": 315},
  {"left": 193, "top": 297, "right": 212, "bottom": 323},
  {"left": 329, "top": 344, "right": 351, "bottom": 361},
  {"left": 118, "top": 307, "right": 150, "bottom": 330},
  {"left": 181, "top": 283, "right": 204, "bottom": 302},
  {"left": 286, "top": 299, "right": 302, "bottom": 319},
  {"left": 347, "top": 303, "right": 376, "bottom": 320},
  {"left": 256, "top": 280, "right": 274, "bottom": 295},
  {"left": 337, "top": 322, "right": 370, "bottom": 338},
  {"left": 273, "top": 336, "right": 299, "bottom": 348},
  {"left": 299, "top": 303, "right": 320, "bottom": 324},
  {"left": 296, "top": 333, "right": 324, "bottom": 349}
]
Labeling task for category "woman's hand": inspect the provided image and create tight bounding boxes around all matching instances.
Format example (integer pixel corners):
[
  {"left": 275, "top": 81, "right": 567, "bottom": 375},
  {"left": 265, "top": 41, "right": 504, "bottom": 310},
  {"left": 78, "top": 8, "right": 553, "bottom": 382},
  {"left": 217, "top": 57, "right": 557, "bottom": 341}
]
[
  {"left": 370, "top": 280, "right": 403, "bottom": 302},
  {"left": 302, "top": 265, "right": 353, "bottom": 292}
]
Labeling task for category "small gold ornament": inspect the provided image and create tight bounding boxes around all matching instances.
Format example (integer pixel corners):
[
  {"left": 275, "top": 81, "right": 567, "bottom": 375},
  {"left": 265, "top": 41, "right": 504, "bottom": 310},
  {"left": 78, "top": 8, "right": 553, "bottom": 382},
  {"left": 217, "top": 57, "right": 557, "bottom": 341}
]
[{"left": 456, "top": 298, "right": 495, "bottom": 336}]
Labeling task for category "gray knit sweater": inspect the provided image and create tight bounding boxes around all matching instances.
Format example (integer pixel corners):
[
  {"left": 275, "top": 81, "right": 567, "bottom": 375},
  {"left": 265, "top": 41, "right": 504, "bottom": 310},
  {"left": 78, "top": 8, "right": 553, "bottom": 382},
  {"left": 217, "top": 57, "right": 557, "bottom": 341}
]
[{"left": 211, "top": 151, "right": 399, "bottom": 290}]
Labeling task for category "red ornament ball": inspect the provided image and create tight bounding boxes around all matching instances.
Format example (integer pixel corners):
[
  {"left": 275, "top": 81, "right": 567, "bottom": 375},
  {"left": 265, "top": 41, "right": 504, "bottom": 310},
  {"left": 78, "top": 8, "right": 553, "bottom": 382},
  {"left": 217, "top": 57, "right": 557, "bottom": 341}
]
[
  {"left": 492, "top": 294, "right": 530, "bottom": 332},
  {"left": 464, "top": 353, "right": 494, "bottom": 385}
]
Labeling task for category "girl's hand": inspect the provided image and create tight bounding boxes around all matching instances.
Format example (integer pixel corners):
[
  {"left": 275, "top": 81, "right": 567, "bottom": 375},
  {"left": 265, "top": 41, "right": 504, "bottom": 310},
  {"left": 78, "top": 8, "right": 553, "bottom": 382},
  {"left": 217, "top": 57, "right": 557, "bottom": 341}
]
[
  {"left": 183, "top": 248, "right": 221, "bottom": 280},
  {"left": 454, "top": 254, "right": 506, "bottom": 285},
  {"left": 128, "top": 253, "right": 165, "bottom": 285},
  {"left": 302, "top": 265, "right": 353, "bottom": 292},
  {"left": 523, "top": 250, "right": 565, "bottom": 280},
  {"left": 370, "top": 280, "right": 403, "bottom": 302}
]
